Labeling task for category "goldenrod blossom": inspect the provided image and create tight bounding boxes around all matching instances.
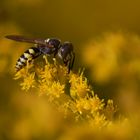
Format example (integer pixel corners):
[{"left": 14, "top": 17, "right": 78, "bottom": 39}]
[
  {"left": 14, "top": 55, "right": 119, "bottom": 131},
  {"left": 69, "top": 72, "right": 91, "bottom": 99},
  {"left": 20, "top": 72, "right": 36, "bottom": 91}
]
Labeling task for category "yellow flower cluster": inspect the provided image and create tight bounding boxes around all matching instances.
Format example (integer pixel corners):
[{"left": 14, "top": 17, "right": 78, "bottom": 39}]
[
  {"left": 14, "top": 55, "right": 117, "bottom": 129},
  {"left": 69, "top": 71, "right": 91, "bottom": 99},
  {"left": 82, "top": 32, "right": 140, "bottom": 84},
  {"left": 1, "top": 25, "right": 139, "bottom": 139}
]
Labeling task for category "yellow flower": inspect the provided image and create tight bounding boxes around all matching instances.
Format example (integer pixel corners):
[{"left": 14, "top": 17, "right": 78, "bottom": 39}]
[
  {"left": 39, "top": 63, "right": 57, "bottom": 82},
  {"left": 69, "top": 72, "right": 91, "bottom": 99},
  {"left": 104, "top": 99, "right": 117, "bottom": 120},
  {"left": 47, "top": 81, "right": 65, "bottom": 99},
  {"left": 89, "top": 112, "right": 109, "bottom": 129},
  {"left": 14, "top": 55, "right": 118, "bottom": 128},
  {"left": 14, "top": 68, "right": 28, "bottom": 80},
  {"left": 20, "top": 72, "right": 36, "bottom": 91},
  {"left": 75, "top": 95, "right": 104, "bottom": 115},
  {"left": 38, "top": 62, "right": 65, "bottom": 98}
]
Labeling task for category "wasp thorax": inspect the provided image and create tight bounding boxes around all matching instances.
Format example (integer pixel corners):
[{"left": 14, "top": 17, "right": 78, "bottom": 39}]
[{"left": 46, "top": 38, "right": 61, "bottom": 48}]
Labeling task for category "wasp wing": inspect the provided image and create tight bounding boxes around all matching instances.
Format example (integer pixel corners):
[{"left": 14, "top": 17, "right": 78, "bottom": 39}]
[{"left": 5, "top": 35, "right": 46, "bottom": 45}]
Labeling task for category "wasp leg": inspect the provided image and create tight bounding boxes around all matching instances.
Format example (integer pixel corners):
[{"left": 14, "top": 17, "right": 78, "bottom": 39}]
[
  {"left": 66, "top": 52, "right": 75, "bottom": 74},
  {"left": 53, "top": 50, "right": 58, "bottom": 58},
  {"left": 70, "top": 52, "right": 75, "bottom": 71}
]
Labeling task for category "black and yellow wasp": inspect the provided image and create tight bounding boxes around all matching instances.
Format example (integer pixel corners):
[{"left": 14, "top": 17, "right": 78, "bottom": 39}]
[{"left": 5, "top": 35, "right": 75, "bottom": 73}]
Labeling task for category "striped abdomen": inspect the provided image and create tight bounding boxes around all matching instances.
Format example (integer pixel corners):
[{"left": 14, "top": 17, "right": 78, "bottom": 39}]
[{"left": 15, "top": 47, "right": 41, "bottom": 71}]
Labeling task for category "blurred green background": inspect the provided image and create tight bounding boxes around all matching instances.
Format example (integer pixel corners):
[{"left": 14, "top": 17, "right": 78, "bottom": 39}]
[{"left": 1, "top": 0, "right": 140, "bottom": 139}]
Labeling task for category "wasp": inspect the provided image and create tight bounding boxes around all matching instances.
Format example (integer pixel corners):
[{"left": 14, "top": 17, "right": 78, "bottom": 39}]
[{"left": 5, "top": 35, "right": 75, "bottom": 73}]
